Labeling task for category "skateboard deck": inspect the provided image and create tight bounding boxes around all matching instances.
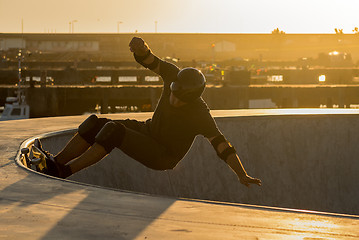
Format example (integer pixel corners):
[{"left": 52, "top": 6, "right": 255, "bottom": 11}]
[{"left": 21, "top": 143, "right": 48, "bottom": 173}]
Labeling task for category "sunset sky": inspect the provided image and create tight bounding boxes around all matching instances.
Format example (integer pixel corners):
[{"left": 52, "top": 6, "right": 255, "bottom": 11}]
[{"left": 0, "top": 0, "right": 358, "bottom": 34}]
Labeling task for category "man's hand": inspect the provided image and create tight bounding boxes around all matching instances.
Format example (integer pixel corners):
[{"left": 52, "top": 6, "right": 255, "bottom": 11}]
[
  {"left": 239, "top": 174, "right": 262, "bottom": 187},
  {"left": 129, "top": 37, "right": 150, "bottom": 56}
]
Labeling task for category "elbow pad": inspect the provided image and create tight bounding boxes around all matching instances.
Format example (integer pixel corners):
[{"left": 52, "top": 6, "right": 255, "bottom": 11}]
[{"left": 210, "top": 135, "right": 236, "bottom": 162}]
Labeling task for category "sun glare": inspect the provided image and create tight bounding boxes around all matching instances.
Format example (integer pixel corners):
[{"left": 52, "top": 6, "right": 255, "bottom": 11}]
[
  {"left": 329, "top": 51, "right": 339, "bottom": 56},
  {"left": 318, "top": 75, "right": 326, "bottom": 82}
]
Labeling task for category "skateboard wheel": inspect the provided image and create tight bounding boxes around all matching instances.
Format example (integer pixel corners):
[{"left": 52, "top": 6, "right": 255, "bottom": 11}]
[
  {"left": 31, "top": 158, "right": 42, "bottom": 165},
  {"left": 21, "top": 148, "right": 29, "bottom": 154}
]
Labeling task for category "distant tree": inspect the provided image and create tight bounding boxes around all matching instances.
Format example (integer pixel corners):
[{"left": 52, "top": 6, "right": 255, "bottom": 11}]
[
  {"left": 271, "top": 28, "right": 285, "bottom": 35},
  {"left": 334, "top": 28, "right": 344, "bottom": 34},
  {"left": 353, "top": 27, "right": 359, "bottom": 34}
]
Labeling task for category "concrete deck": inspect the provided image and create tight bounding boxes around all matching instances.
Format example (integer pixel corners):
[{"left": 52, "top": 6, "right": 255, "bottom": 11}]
[{"left": 1, "top": 109, "right": 359, "bottom": 239}]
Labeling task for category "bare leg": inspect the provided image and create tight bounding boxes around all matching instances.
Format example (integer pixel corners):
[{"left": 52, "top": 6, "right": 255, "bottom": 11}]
[
  {"left": 65, "top": 143, "right": 108, "bottom": 174},
  {"left": 55, "top": 133, "right": 91, "bottom": 165}
]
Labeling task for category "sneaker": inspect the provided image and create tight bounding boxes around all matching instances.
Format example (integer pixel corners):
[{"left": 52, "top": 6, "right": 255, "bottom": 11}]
[
  {"left": 33, "top": 139, "right": 73, "bottom": 178},
  {"left": 34, "top": 139, "right": 54, "bottom": 160},
  {"left": 33, "top": 139, "right": 60, "bottom": 177}
]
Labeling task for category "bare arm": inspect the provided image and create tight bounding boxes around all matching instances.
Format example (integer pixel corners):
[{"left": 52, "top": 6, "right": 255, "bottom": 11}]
[{"left": 208, "top": 135, "right": 262, "bottom": 187}]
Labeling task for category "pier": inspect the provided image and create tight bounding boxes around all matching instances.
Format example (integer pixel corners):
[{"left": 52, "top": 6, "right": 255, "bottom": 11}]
[{"left": 2, "top": 84, "right": 359, "bottom": 117}]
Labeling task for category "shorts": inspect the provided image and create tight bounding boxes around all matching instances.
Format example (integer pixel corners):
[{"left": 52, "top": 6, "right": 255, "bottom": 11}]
[{"left": 78, "top": 116, "right": 178, "bottom": 170}]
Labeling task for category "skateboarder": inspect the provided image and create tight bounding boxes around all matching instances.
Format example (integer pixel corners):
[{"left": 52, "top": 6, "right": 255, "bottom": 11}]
[{"left": 40, "top": 37, "right": 261, "bottom": 187}]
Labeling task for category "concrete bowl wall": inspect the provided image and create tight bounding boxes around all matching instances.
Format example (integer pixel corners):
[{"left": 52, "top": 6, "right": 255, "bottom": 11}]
[{"left": 36, "top": 113, "right": 359, "bottom": 215}]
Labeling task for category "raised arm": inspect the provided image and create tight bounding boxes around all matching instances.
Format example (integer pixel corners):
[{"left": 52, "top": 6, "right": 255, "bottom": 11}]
[
  {"left": 129, "top": 37, "right": 160, "bottom": 74},
  {"left": 208, "top": 135, "right": 262, "bottom": 187}
]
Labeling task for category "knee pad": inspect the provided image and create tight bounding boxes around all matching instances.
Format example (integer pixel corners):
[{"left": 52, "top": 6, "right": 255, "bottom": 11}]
[
  {"left": 78, "top": 115, "right": 109, "bottom": 144},
  {"left": 95, "top": 121, "right": 126, "bottom": 153}
]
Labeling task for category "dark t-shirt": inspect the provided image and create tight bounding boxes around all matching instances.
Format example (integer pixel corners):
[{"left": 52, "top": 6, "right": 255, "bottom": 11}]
[{"left": 145, "top": 59, "right": 221, "bottom": 160}]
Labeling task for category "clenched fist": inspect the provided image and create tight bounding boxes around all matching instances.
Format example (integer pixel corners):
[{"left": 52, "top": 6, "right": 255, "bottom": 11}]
[{"left": 129, "top": 37, "right": 150, "bottom": 56}]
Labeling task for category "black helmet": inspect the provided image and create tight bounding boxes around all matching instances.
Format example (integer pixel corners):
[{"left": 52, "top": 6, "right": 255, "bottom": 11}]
[{"left": 170, "top": 67, "right": 206, "bottom": 102}]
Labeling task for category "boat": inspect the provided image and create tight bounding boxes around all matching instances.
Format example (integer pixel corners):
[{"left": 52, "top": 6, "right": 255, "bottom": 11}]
[
  {"left": 0, "top": 49, "right": 30, "bottom": 121},
  {"left": 0, "top": 95, "right": 30, "bottom": 121}
]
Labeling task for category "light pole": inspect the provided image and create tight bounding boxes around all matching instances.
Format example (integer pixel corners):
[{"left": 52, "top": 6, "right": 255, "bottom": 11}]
[
  {"left": 71, "top": 20, "right": 78, "bottom": 33},
  {"left": 155, "top": 21, "right": 157, "bottom": 33},
  {"left": 117, "top": 21, "right": 123, "bottom": 33}
]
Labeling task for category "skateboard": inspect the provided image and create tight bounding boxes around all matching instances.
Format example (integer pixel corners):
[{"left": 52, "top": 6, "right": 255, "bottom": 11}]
[{"left": 21, "top": 141, "right": 48, "bottom": 173}]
